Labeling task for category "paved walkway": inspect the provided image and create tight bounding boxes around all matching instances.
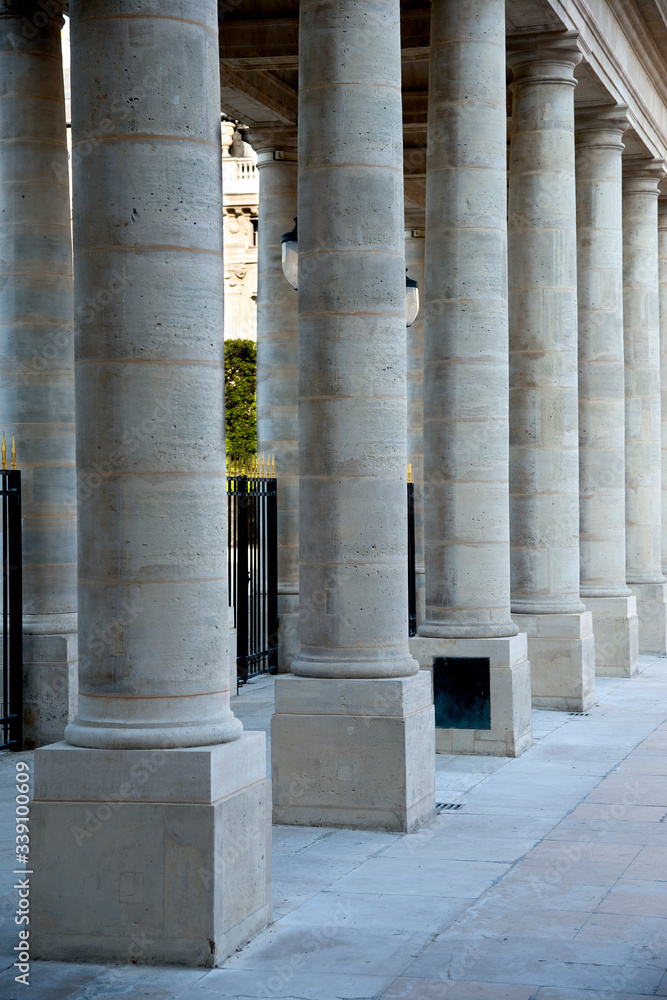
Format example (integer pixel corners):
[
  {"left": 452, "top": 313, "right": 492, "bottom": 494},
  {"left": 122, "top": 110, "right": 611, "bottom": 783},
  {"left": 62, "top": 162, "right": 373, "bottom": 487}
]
[{"left": 3, "top": 656, "right": 667, "bottom": 998}]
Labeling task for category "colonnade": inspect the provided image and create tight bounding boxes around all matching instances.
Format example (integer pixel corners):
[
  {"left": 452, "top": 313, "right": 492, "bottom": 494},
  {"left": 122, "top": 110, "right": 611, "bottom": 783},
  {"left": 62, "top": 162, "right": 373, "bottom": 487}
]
[
  {"left": 257, "top": 17, "right": 665, "bottom": 752},
  {"left": 3, "top": 0, "right": 666, "bottom": 970}
]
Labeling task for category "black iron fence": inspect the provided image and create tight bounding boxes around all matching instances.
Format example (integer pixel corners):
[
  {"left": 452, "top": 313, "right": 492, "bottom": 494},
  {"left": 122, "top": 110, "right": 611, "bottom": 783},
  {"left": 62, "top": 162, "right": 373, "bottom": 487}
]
[
  {"left": 227, "top": 460, "right": 416, "bottom": 681},
  {"left": 227, "top": 456, "right": 278, "bottom": 686},
  {"left": 1, "top": 435, "right": 22, "bottom": 750},
  {"left": 407, "top": 467, "right": 417, "bottom": 637}
]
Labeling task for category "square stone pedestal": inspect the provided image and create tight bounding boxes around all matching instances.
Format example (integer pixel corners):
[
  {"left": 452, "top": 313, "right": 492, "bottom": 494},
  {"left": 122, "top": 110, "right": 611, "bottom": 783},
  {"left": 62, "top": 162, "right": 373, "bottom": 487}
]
[
  {"left": 409, "top": 633, "right": 532, "bottom": 757},
  {"left": 32, "top": 732, "right": 271, "bottom": 967},
  {"left": 584, "top": 596, "right": 639, "bottom": 676},
  {"left": 22, "top": 631, "right": 78, "bottom": 748},
  {"left": 271, "top": 672, "right": 435, "bottom": 832},
  {"left": 512, "top": 611, "right": 595, "bottom": 711},
  {"left": 628, "top": 582, "right": 667, "bottom": 654}
]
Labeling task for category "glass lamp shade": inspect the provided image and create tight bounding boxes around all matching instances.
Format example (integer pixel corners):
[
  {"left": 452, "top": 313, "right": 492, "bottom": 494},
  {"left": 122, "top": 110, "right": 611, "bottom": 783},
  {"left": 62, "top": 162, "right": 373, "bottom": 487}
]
[
  {"left": 281, "top": 218, "right": 299, "bottom": 289},
  {"left": 406, "top": 276, "right": 419, "bottom": 328},
  {"left": 281, "top": 240, "right": 299, "bottom": 290}
]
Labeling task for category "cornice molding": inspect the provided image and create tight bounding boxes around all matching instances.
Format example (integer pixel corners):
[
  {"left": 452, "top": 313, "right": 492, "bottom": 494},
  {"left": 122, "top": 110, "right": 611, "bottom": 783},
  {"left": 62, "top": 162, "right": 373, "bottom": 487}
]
[{"left": 549, "top": 0, "right": 667, "bottom": 157}]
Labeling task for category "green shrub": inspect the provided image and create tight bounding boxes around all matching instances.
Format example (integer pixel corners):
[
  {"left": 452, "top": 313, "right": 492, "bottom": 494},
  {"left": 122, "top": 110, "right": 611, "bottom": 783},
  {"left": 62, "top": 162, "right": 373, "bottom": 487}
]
[{"left": 224, "top": 339, "right": 257, "bottom": 458}]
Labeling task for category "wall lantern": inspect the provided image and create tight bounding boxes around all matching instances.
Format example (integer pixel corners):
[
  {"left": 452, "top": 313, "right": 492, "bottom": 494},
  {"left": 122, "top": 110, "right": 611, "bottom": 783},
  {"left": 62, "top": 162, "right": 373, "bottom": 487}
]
[
  {"left": 281, "top": 216, "right": 420, "bottom": 329},
  {"left": 281, "top": 218, "right": 299, "bottom": 290},
  {"left": 405, "top": 274, "right": 419, "bottom": 328}
]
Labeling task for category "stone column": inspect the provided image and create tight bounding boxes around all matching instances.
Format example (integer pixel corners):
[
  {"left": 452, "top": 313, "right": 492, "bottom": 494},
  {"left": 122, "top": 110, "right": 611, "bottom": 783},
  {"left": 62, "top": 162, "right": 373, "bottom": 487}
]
[
  {"left": 246, "top": 126, "right": 299, "bottom": 672},
  {"left": 271, "top": 0, "right": 435, "bottom": 832},
  {"left": 32, "top": 0, "right": 270, "bottom": 965},
  {"left": 508, "top": 32, "right": 595, "bottom": 711},
  {"left": 576, "top": 107, "right": 638, "bottom": 677},
  {"left": 409, "top": 0, "right": 532, "bottom": 757},
  {"left": 405, "top": 221, "right": 425, "bottom": 627},
  {"left": 660, "top": 198, "right": 667, "bottom": 585},
  {"left": 0, "top": 1, "right": 77, "bottom": 747},
  {"left": 623, "top": 156, "right": 667, "bottom": 653}
]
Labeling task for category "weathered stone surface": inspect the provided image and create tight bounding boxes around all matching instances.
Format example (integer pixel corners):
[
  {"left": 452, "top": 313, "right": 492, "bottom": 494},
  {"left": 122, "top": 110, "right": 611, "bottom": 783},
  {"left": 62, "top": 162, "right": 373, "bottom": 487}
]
[
  {"left": 65, "top": 0, "right": 240, "bottom": 749},
  {"left": 249, "top": 128, "right": 300, "bottom": 673},
  {"left": 289, "top": 0, "right": 416, "bottom": 683},
  {"left": 623, "top": 158, "right": 667, "bottom": 653},
  {"left": 31, "top": 0, "right": 271, "bottom": 969},
  {"left": 405, "top": 230, "right": 425, "bottom": 627},
  {"left": 512, "top": 611, "right": 595, "bottom": 711},
  {"left": 659, "top": 200, "right": 667, "bottom": 583},
  {"left": 576, "top": 107, "right": 638, "bottom": 678},
  {"left": 419, "top": 0, "right": 515, "bottom": 642},
  {"left": 582, "top": 596, "right": 639, "bottom": 677},
  {"left": 508, "top": 33, "right": 594, "bottom": 705},
  {"left": 410, "top": 633, "right": 532, "bottom": 757},
  {"left": 272, "top": 674, "right": 434, "bottom": 832},
  {"left": 0, "top": 1, "right": 77, "bottom": 744},
  {"left": 32, "top": 735, "right": 271, "bottom": 966}
]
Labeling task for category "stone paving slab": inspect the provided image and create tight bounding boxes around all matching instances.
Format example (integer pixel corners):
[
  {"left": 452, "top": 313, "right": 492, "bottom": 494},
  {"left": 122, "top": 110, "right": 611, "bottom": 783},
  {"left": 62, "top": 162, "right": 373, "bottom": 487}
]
[{"left": 2, "top": 657, "right": 667, "bottom": 997}]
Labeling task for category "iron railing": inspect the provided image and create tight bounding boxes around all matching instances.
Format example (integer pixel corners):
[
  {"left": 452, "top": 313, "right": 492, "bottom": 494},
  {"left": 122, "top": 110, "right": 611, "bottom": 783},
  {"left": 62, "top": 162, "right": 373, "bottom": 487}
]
[
  {"left": 407, "top": 469, "right": 417, "bottom": 637},
  {"left": 1, "top": 435, "right": 22, "bottom": 750},
  {"left": 227, "top": 456, "right": 278, "bottom": 685}
]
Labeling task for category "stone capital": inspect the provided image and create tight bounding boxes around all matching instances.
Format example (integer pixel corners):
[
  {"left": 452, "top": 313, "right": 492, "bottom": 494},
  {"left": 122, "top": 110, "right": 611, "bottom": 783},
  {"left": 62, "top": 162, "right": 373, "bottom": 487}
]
[
  {"left": 245, "top": 125, "right": 298, "bottom": 158},
  {"left": 0, "top": 0, "right": 64, "bottom": 20},
  {"left": 623, "top": 155, "right": 666, "bottom": 192},
  {"left": 575, "top": 104, "right": 630, "bottom": 148},
  {"left": 508, "top": 30, "right": 582, "bottom": 87}
]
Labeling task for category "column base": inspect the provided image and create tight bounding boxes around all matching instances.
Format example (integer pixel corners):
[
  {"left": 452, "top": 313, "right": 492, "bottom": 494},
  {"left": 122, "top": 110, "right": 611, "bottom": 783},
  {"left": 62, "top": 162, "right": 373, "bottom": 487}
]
[
  {"left": 628, "top": 582, "right": 667, "bottom": 654},
  {"left": 271, "top": 672, "right": 435, "bottom": 832},
  {"left": 277, "top": 591, "right": 299, "bottom": 673},
  {"left": 583, "top": 596, "right": 639, "bottom": 677},
  {"left": 22, "top": 631, "right": 78, "bottom": 748},
  {"left": 512, "top": 611, "right": 595, "bottom": 711},
  {"left": 409, "top": 633, "right": 532, "bottom": 757},
  {"left": 32, "top": 732, "right": 271, "bottom": 967}
]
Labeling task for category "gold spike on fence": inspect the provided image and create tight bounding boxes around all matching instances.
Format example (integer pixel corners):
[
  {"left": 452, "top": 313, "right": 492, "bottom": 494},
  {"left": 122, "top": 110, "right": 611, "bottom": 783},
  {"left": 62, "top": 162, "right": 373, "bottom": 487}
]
[
  {"left": 271, "top": 454, "right": 275, "bottom": 477},
  {"left": 261, "top": 453, "right": 265, "bottom": 477},
  {"left": 1, "top": 433, "right": 6, "bottom": 470},
  {"left": 11, "top": 436, "right": 16, "bottom": 470},
  {"left": 407, "top": 463, "right": 413, "bottom": 484}
]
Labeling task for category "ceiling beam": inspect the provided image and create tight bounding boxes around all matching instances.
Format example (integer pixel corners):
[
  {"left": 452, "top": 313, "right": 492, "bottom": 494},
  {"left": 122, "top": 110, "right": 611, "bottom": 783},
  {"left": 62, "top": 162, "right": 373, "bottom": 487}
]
[{"left": 220, "top": 66, "right": 298, "bottom": 124}]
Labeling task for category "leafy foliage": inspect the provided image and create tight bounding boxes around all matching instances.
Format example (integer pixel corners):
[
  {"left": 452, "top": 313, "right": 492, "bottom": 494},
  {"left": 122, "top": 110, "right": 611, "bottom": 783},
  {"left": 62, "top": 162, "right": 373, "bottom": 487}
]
[{"left": 224, "top": 339, "right": 257, "bottom": 458}]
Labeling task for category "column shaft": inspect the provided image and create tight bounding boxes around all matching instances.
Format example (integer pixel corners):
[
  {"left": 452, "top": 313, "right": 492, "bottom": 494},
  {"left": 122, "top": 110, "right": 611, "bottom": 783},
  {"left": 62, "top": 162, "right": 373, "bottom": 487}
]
[
  {"left": 65, "top": 1, "right": 241, "bottom": 748},
  {"left": 291, "top": 0, "right": 416, "bottom": 681},
  {"left": 249, "top": 129, "right": 299, "bottom": 672},
  {"left": 420, "top": 0, "right": 515, "bottom": 639},
  {"left": 508, "top": 32, "right": 594, "bottom": 711},
  {"left": 271, "top": 0, "right": 435, "bottom": 831},
  {"left": 660, "top": 200, "right": 667, "bottom": 579},
  {"left": 0, "top": 1, "right": 77, "bottom": 745},
  {"left": 409, "top": 0, "right": 531, "bottom": 758},
  {"left": 405, "top": 227, "right": 425, "bottom": 627},
  {"left": 623, "top": 158, "right": 667, "bottom": 653},
  {"left": 32, "top": 0, "right": 271, "bottom": 965},
  {"left": 576, "top": 108, "right": 638, "bottom": 677}
]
